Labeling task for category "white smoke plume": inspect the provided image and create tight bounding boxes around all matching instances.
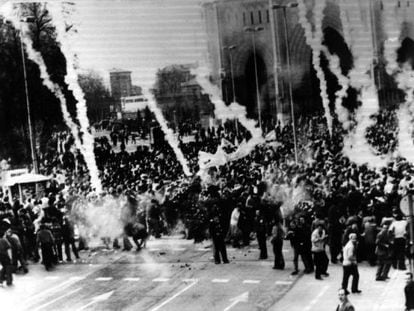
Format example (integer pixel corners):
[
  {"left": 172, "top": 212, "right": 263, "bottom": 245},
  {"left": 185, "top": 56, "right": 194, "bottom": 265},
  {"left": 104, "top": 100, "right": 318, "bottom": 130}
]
[
  {"left": 191, "top": 64, "right": 264, "bottom": 173},
  {"left": 397, "top": 103, "right": 414, "bottom": 164},
  {"left": 47, "top": 2, "right": 102, "bottom": 193},
  {"left": 340, "top": 1, "right": 387, "bottom": 168},
  {"left": 297, "top": 0, "right": 332, "bottom": 135},
  {"left": 322, "top": 47, "right": 350, "bottom": 129},
  {"left": 141, "top": 88, "right": 192, "bottom": 177},
  {"left": 0, "top": 3, "right": 85, "bottom": 154},
  {"left": 395, "top": 66, "right": 414, "bottom": 162},
  {"left": 382, "top": 1, "right": 401, "bottom": 76}
]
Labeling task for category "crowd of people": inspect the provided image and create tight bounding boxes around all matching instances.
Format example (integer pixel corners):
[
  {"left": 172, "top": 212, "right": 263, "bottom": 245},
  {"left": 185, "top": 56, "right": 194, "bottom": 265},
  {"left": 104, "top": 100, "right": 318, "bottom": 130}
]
[{"left": 0, "top": 108, "right": 413, "bottom": 308}]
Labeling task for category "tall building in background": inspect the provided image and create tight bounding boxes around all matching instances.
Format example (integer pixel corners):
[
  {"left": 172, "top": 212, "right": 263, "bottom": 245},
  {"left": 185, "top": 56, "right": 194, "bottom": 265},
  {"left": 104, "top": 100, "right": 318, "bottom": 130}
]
[{"left": 110, "top": 69, "right": 132, "bottom": 100}]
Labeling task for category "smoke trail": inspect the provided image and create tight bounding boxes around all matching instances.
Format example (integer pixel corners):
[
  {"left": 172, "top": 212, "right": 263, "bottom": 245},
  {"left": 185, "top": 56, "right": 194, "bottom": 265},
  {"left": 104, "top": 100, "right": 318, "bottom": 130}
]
[
  {"left": 340, "top": 1, "right": 387, "bottom": 168},
  {"left": 382, "top": 1, "right": 401, "bottom": 76},
  {"left": 191, "top": 64, "right": 264, "bottom": 173},
  {"left": 322, "top": 47, "right": 350, "bottom": 129},
  {"left": 191, "top": 64, "right": 263, "bottom": 140},
  {"left": 141, "top": 88, "right": 192, "bottom": 177},
  {"left": 47, "top": 2, "right": 102, "bottom": 193},
  {"left": 0, "top": 3, "right": 85, "bottom": 154},
  {"left": 297, "top": 0, "right": 332, "bottom": 135}
]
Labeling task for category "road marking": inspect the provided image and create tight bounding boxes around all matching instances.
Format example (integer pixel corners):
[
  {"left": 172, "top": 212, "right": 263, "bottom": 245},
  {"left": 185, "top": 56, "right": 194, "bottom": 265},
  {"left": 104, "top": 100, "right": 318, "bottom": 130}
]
[
  {"left": 243, "top": 280, "right": 260, "bottom": 284},
  {"left": 32, "top": 287, "right": 82, "bottom": 311},
  {"left": 149, "top": 279, "right": 198, "bottom": 311},
  {"left": 78, "top": 290, "right": 114, "bottom": 311},
  {"left": 24, "top": 278, "right": 81, "bottom": 304},
  {"left": 123, "top": 277, "right": 141, "bottom": 281},
  {"left": 45, "top": 276, "right": 60, "bottom": 280},
  {"left": 153, "top": 278, "right": 170, "bottom": 282},
  {"left": 149, "top": 248, "right": 162, "bottom": 251},
  {"left": 196, "top": 248, "right": 209, "bottom": 251},
  {"left": 212, "top": 279, "right": 230, "bottom": 283},
  {"left": 275, "top": 281, "right": 293, "bottom": 285},
  {"left": 223, "top": 291, "right": 249, "bottom": 311},
  {"left": 95, "top": 277, "right": 113, "bottom": 281},
  {"left": 303, "top": 285, "right": 329, "bottom": 311},
  {"left": 70, "top": 276, "right": 86, "bottom": 281},
  {"left": 182, "top": 278, "right": 198, "bottom": 282},
  {"left": 171, "top": 247, "right": 186, "bottom": 251}
]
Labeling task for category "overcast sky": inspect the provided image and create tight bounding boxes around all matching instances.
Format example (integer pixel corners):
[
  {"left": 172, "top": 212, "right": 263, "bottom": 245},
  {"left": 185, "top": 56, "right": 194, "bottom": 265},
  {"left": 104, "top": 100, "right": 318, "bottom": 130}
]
[
  {"left": 74, "top": 0, "right": 208, "bottom": 87},
  {"left": 1, "top": 0, "right": 209, "bottom": 87}
]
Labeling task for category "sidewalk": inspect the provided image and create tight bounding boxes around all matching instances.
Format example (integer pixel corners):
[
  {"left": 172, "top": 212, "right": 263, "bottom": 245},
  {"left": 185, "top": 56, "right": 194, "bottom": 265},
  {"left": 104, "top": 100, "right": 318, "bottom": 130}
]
[{"left": 270, "top": 263, "right": 407, "bottom": 311}]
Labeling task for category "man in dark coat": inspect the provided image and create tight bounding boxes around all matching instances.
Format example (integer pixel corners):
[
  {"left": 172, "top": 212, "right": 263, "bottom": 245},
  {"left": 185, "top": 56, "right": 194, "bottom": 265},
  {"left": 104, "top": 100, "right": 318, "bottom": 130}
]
[
  {"left": 36, "top": 224, "right": 55, "bottom": 271},
  {"left": 375, "top": 222, "right": 393, "bottom": 281},
  {"left": 206, "top": 186, "right": 229, "bottom": 264},
  {"left": 0, "top": 228, "right": 13, "bottom": 286}
]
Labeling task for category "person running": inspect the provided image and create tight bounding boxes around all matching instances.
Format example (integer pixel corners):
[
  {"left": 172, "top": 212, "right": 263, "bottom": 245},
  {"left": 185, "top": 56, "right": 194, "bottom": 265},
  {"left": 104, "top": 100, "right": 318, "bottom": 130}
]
[{"left": 342, "top": 233, "right": 361, "bottom": 294}]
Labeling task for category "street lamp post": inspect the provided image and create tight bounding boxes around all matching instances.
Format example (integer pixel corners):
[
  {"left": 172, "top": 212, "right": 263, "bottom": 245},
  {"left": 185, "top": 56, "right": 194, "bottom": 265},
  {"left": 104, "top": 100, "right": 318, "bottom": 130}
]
[
  {"left": 244, "top": 26, "right": 264, "bottom": 131},
  {"left": 272, "top": 3, "right": 298, "bottom": 164},
  {"left": 223, "top": 45, "right": 239, "bottom": 136},
  {"left": 12, "top": 17, "right": 39, "bottom": 173}
]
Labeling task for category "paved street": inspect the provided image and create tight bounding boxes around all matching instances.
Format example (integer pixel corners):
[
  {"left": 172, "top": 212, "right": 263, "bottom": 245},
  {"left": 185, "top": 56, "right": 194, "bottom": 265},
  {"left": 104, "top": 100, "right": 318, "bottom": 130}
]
[{"left": 0, "top": 237, "right": 408, "bottom": 311}]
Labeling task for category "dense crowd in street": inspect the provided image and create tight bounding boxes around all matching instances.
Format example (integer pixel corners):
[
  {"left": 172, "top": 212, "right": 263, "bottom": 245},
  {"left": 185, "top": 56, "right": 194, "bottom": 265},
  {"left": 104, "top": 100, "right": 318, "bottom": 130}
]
[{"left": 0, "top": 109, "right": 413, "bottom": 309}]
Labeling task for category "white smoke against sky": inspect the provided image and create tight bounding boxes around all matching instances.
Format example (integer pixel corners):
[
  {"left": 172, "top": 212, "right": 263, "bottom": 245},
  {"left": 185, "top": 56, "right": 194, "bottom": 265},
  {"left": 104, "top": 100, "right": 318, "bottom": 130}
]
[
  {"left": 191, "top": 63, "right": 265, "bottom": 174},
  {"left": 340, "top": 1, "right": 387, "bottom": 168},
  {"left": 47, "top": 2, "right": 102, "bottom": 193},
  {"left": 0, "top": 2, "right": 86, "bottom": 154},
  {"left": 142, "top": 88, "right": 192, "bottom": 177},
  {"left": 297, "top": 0, "right": 332, "bottom": 135}
]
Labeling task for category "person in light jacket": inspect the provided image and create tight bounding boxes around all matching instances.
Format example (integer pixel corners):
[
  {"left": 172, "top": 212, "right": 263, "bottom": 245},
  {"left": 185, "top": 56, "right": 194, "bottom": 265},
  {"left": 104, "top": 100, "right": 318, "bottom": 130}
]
[
  {"left": 311, "top": 223, "right": 329, "bottom": 280},
  {"left": 342, "top": 233, "right": 361, "bottom": 294}
]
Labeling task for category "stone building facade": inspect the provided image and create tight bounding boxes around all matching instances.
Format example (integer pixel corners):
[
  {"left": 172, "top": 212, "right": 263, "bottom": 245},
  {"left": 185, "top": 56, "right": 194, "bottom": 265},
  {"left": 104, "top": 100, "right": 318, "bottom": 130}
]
[{"left": 203, "top": 0, "right": 414, "bottom": 122}]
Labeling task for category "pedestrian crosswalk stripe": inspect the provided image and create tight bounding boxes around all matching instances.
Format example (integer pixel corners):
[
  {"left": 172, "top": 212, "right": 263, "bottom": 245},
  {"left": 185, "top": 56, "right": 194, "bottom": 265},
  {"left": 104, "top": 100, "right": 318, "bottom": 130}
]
[
  {"left": 95, "top": 277, "right": 112, "bottom": 281},
  {"left": 275, "top": 281, "right": 293, "bottom": 285},
  {"left": 171, "top": 248, "right": 186, "bottom": 251},
  {"left": 212, "top": 279, "right": 229, "bottom": 283},
  {"left": 196, "top": 248, "right": 209, "bottom": 251},
  {"left": 69, "top": 276, "right": 86, "bottom": 281},
  {"left": 149, "top": 248, "right": 162, "bottom": 251},
  {"left": 123, "top": 277, "right": 140, "bottom": 281},
  {"left": 153, "top": 278, "right": 170, "bottom": 282},
  {"left": 243, "top": 280, "right": 260, "bottom": 284},
  {"left": 182, "top": 278, "right": 198, "bottom": 282}
]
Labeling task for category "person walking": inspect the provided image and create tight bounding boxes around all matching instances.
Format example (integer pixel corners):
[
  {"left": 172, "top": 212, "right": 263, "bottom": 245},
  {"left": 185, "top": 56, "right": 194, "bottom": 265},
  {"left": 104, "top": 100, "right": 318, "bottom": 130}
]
[
  {"left": 271, "top": 221, "right": 285, "bottom": 270},
  {"left": 311, "top": 223, "right": 329, "bottom": 280},
  {"left": 207, "top": 186, "right": 229, "bottom": 265},
  {"left": 36, "top": 224, "right": 56, "bottom": 271},
  {"left": 389, "top": 213, "right": 407, "bottom": 270},
  {"left": 61, "top": 216, "right": 79, "bottom": 262},
  {"left": 336, "top": 288, "right": 355, "bottom": 311},
  {"left": 6, "top": 228, "right": 28, "bottom": 274},
  {"left": 342, "top": 233, "right": 361, "bottom": 294},
  {"left": 362, "top": 216, "right": 378, "bottom": 266},
  {"left": 375, "top": 222, "right": 393, "bottom": 281}
]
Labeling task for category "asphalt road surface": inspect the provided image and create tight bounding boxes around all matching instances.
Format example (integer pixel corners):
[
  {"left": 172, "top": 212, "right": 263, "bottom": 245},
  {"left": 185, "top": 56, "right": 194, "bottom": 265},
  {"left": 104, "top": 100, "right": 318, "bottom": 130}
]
[
  {"left": 1, "top": 238, "right": 298, "bottom": 311},
  {"left": 1, "top": 237, "right": 407, "bottom": 311}
]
